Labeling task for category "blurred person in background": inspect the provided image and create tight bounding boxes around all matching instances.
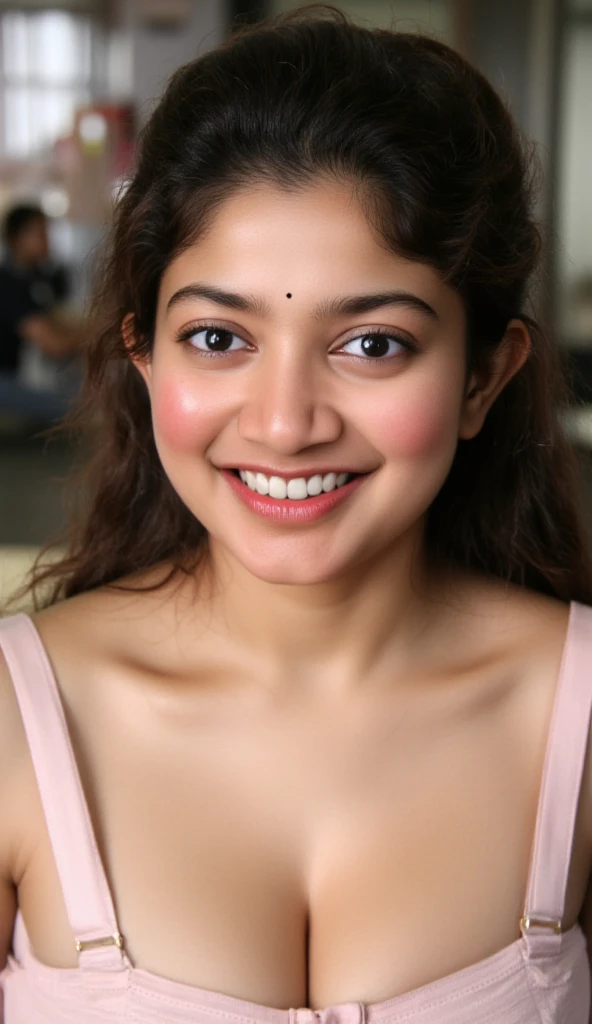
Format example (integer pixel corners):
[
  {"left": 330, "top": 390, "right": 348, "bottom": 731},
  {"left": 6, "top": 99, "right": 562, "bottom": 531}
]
[{"left": 0, "top": 203, "right": 81, "bottom": 395}]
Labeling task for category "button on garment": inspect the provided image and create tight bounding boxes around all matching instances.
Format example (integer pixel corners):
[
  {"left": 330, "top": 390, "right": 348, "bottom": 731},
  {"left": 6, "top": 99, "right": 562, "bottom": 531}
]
[
  {"left": 291, "top": 1005, "right": 364, "bottom": 1024},
  {"left": 1, "top": 605, "right": 592, "bottom": 1022}
]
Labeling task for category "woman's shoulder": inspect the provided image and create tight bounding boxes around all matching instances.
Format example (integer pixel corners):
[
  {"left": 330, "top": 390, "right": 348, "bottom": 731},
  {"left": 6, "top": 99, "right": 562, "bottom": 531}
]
[
  {"left": 32, "top": 560, "right": 188, "bottom": 634},
  {"left": 447, "top": 572, "right": 582, "bottom": 632},
  {"left": 25, "top": 570, "right": 592, "bottom": 675},
  {"left": 434, "top": 574, "right": 584, "bottom": 683},
  {"left": 28, "top": 563, "right": 191, "bottom": 672},
  {"left": 0, "top": 562, "right": 199, "bottom": 820}
]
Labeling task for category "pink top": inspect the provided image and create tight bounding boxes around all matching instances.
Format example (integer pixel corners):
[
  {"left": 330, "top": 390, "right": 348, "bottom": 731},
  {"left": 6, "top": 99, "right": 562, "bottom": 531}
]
[{"left": 0, "top": 604, "right": 591, "bottom": 1023}]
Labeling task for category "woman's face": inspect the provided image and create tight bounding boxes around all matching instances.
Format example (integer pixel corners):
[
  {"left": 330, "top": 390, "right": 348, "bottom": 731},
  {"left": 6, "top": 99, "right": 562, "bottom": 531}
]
[{"left": 139, "top": 182, "right": 478, "bottom": 585}]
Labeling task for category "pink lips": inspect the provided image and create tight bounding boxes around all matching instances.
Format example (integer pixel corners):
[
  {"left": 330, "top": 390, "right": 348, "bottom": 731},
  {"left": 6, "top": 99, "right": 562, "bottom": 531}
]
[{"left": 220, "top": 469, "right": 368, "bottom": 523}]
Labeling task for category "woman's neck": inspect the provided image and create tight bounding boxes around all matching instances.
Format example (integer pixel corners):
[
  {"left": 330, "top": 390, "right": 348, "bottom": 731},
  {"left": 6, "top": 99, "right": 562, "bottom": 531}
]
[{"left": 197, "top": 528, "right": 444, "bottom": 696}]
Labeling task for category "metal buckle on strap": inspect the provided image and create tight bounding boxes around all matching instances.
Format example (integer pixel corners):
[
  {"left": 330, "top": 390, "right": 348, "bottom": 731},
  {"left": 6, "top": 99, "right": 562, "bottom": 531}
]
[
  {"left": 75, "top": 933, "right": 124, "bottom": 953},
  {"left": 520, "top": 916, "right": 562, "bottom": 935}
]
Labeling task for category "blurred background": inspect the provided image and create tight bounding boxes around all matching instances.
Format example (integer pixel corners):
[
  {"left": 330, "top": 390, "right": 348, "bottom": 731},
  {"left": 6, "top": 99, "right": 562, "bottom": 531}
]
[{"left": 0, "top": 0, "right": 591, "bottom": 605}]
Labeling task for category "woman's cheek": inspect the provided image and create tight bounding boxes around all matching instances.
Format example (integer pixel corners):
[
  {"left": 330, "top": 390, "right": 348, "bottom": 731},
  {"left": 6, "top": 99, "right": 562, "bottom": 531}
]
[
  {"left": 151, "top": 375, "right": 223, "bottom": 453},
  {"left": 362, "top": 380, "right": 461, "bottom": 460}
]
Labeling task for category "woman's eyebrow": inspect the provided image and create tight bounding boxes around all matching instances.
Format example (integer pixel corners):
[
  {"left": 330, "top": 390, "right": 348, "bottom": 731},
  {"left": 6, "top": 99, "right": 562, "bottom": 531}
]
[
  {"left": 166, "top": 283, "right": 439, "bottom": 321},
  {"left": 313, "top": 291, "right": 439, "bottom": 321},
  {"left": 166, "top": 283, "right": 270, "bottom": 316}
]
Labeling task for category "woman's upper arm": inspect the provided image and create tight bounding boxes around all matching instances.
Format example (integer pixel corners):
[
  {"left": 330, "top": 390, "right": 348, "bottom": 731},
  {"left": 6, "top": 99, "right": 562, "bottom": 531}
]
[{"left": 0, "top": 650, "right": 23, "bottom": 971}]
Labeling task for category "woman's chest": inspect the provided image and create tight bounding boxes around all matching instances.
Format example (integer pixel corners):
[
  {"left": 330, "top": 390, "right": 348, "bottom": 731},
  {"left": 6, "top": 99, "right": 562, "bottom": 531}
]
[{"left": 18, "top": 668, "right": 592, "bottom": 1011}]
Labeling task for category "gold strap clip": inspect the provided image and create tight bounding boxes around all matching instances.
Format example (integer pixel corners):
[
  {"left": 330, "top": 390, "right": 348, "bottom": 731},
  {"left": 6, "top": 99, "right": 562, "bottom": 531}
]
[
  {"left": 520, "top": 916, "right": 562, "bottom": 935},
  {"left": 75, "top": 932, "right": 124, "bottom": 953}
]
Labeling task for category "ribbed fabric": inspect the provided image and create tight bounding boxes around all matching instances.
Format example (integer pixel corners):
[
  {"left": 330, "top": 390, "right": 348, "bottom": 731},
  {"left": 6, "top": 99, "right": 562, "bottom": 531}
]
[{"left": 1, "top": 604, "right": 591, "bottom": 1023}]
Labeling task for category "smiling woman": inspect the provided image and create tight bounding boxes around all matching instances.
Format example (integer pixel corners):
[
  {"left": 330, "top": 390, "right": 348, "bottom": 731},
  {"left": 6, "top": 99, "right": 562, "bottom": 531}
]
[
  {"left": 128, "top": 184, "right": 484, "bottom": 583},
  {"left": 15, "top": 9, "right": 589, "bottom": 604},
  {"left": 2, "top": 4, "right": 592, "bottom": 1024}
]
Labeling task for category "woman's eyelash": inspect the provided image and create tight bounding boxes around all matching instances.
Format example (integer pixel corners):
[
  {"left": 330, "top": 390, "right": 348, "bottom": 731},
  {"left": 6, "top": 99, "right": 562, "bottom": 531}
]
[
  {"left": 174, "top": 322, "right": 416, "bottom": 357},
  {"left": 336, "top": 328, "right": 416, "bottom": 355},
  {"left": 175, "top": 323, "right": 249, "bottom": 356},
  {"left": 175, "top": 323, "right": 238, "bottom": 343}
]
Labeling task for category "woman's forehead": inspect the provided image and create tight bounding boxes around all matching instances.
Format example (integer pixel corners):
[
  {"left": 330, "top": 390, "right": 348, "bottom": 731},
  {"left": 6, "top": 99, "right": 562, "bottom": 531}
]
[{"left": 159, "top": 183, "right": 461, "bottom": 318}]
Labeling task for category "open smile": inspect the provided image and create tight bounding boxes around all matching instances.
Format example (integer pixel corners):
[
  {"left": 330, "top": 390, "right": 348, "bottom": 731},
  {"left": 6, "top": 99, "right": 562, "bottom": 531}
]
[
  {"left": 220, "top": 468, "right": 370, "bottom": 522},
  {"left": 234, "top": 468, "right": 355, "bottom": 500}
]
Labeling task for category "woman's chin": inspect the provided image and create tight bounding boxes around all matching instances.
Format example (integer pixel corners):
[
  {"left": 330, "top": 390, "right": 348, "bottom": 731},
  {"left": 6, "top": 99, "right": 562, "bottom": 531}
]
[{"left": 231, "top": 549, "right": 344, "bottom": 587}]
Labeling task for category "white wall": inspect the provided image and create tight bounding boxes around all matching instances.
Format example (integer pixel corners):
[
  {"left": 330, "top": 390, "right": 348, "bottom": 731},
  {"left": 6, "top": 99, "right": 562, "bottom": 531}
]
[{"left": 106, "top": 0, "right": 226, "bottom": 123}]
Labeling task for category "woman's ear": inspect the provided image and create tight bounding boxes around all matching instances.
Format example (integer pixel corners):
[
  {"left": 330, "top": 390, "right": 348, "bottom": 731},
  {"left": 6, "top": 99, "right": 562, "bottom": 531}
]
[
  {"left": 122, "top": 313, "right": 152, "bottom": 392},
  {"left": 459, "top": 319, "right": 531, "bottom": 440}
]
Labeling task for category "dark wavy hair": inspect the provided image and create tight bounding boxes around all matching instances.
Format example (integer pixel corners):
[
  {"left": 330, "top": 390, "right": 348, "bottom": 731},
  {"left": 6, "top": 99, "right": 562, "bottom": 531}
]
[{"left": 19, "top": 3, "right": 592, "bottom": 609}]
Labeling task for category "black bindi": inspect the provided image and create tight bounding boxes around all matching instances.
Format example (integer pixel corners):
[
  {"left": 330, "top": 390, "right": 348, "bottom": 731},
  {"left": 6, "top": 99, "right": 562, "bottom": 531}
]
[{"left": 286, "top": 293, "right": 292, "bottom": 298}]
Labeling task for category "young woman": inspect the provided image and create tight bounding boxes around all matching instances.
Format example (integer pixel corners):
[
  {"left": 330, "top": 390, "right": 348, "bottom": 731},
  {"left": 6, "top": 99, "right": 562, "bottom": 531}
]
[{"left": 1, "top": 5, "right": 592, "bottom": 1022}]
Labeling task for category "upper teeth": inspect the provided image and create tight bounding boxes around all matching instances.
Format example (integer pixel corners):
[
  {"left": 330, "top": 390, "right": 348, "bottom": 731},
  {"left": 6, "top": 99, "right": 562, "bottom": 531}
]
[{"left": 239, "top": 470, "right": 350, "bottom": 499}]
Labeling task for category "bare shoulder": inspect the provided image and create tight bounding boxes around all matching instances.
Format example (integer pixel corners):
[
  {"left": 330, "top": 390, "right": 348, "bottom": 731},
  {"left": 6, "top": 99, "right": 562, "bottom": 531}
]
[
  {"left": 455, "top": 577, "right": 592, "bottom": 850},
  {"left": 28, "top": 561, "right": 211, "bottom": 705},
  {"left": 32, "top": 560, "right": 182, "bottom": 641},
  {"left": 426, "top": 575, "right": 577, "bottom": 736},
  {"left": 440, "top": 575, "right": 575, "bottom": 670}
]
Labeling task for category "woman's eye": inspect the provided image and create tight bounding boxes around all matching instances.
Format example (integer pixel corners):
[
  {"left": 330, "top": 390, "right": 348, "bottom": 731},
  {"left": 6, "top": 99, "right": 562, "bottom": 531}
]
[
  {"left": 186, "top": 327, "right": 248, "bottom": 353},
  {"left": 339, "top": 333, "right": 409, "bottom": 359}
]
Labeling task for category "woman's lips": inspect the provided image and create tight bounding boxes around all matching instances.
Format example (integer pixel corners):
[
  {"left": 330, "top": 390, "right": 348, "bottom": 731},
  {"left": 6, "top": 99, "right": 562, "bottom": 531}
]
[{"left": 220, "top": 468, "right": 369, "bottom": 523}]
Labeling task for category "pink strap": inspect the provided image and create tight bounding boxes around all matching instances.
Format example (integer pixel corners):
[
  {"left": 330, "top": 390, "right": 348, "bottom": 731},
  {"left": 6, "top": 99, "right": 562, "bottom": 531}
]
[
  {"left": 0, "top": 614, "right": 128, "bottom": 972},
  {"left": 522, "top": 601, "right": 592, "bottom": 957}
]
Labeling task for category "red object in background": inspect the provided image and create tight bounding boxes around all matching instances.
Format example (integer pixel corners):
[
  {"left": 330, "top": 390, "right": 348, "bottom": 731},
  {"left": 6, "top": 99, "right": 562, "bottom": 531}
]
[{"left": 53, "top": 103, "right": 136, "bottom": 223}]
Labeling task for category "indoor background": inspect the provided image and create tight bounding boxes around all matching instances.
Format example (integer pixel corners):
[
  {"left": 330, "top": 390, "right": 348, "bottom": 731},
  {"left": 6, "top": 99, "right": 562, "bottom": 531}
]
[{"left": 0, "top": 0, "right": 591, "bottom": 606}]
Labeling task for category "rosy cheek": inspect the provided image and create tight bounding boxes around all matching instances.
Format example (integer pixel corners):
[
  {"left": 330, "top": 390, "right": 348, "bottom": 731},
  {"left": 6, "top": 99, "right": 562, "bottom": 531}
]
[
  {"left": 364, "top": 381, "right": 460, "bottom": 459},
  {"left": 151, "top": 376, "right": 221, "bottom": 452}
]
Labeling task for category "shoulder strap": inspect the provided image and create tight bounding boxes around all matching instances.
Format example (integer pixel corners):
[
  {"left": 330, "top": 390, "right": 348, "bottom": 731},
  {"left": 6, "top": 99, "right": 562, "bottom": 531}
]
[
  {"left": 0, "top": 613, "right": 128, "bottom": 972},
  {"left": 522, "top": 601, "right": 592, "bottom": 957}
]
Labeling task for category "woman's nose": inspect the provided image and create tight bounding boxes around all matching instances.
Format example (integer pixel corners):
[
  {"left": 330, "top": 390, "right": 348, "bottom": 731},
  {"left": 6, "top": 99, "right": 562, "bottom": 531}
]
[{"left": 237, "top": 352, "right": 343, "bottom": 455}]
